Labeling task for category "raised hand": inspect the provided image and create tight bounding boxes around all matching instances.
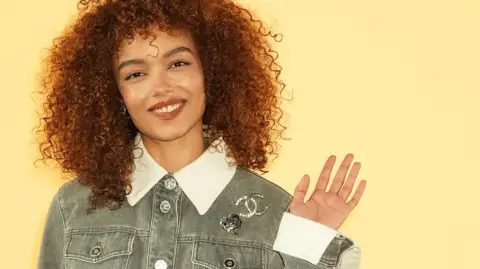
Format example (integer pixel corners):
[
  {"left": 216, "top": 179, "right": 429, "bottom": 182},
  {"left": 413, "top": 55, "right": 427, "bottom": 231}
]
[{"left": 289, "top": 154, "right": 367, "bottom": 230}]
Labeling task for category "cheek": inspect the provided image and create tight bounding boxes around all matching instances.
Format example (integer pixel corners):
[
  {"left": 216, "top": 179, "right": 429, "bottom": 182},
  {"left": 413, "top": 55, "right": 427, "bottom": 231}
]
[
  {"left": 170, "top": 66, "right": 205, "bottom": 95},
  {"left": 181, "top": 74, "right": 205, "bottom": 99},
  {"left": 119, "top": 84, "right": 148, "bottom": 109}
]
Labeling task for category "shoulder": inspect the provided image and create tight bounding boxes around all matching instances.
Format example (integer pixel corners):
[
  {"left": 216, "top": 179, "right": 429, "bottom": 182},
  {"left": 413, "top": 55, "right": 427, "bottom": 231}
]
[
  {"left": 54, "top": 178, "right": 92, "bottom": 217},
  {"left": 235, "top": 167, "right": 292, "bottom": 195},
  {"left": 231, "top": 167, "right": 293, "bottom": 213},
  {"left": 56, "top": 177, "right": 91, "bottom": 203},
  {"left": 57, "top": 177, "right": 90, "bottom": 197}
]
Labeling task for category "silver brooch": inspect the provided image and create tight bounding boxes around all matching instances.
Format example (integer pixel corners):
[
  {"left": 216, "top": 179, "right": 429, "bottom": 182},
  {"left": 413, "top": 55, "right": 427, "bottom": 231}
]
[
  {"left": 220, "top": 193, "right": 270, "bottom": 235},
  {"left": 220, "top": 213, "right": 242, "bottom": 235}
]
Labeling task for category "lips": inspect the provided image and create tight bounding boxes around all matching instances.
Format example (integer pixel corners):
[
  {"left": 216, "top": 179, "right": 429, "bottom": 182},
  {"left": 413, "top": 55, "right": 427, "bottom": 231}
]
[{"left": 148, "top": 99, "right": 186, "bottom": 121}]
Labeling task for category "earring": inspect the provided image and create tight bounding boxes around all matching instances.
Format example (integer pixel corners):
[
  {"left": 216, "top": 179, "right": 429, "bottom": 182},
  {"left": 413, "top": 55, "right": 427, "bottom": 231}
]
[
  {"left": 202, "top": 124, "right": 210, "bottom": 138},
  {"left": 121, "top": 104, "right": 130, "bottom": 119}
]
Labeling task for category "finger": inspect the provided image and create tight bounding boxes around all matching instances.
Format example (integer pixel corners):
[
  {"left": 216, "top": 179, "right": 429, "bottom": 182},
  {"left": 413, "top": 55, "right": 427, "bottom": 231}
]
[
  {"left": 338, "top": 162, "right": 361, "bottom": 201},
  {"left": 347, "top": 180, "right": 367, "bottom": 208},
  {"left": 292, "top": 175, "right": 310, "bottom": 204},
  {"left": 314, "top": 155, "right": 336, "bottom": 192},
  {"left": 329, "top": 153, "right": 354, "bottom": 193}
]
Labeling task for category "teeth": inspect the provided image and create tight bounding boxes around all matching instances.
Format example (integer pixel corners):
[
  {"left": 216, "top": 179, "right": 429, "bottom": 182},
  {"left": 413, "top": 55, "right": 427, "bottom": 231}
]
[{"left": 153, "top": 102, "right": 182, "bottom": 113}]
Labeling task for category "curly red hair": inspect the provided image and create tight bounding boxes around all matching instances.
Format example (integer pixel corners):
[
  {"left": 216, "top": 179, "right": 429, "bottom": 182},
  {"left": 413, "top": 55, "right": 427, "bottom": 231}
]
[{"left": 37, "top": 0, "right": 287, "bottom": 210}]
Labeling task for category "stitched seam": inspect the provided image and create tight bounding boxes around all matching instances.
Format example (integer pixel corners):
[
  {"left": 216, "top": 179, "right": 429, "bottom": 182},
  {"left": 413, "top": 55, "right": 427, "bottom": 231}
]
[
  {"left": 123, "top": 252, "right": 131, "bottom": 269},
  {"left": 320, "top": 252, "right": 339, "bottom": 266},
  {"left": 318, "top": 237, "right": 346, "bottom": 266},
  {"left": 146, "top": 188, "right": 156, "bottom": 269},
  {"left": 64, "top": 234, "right": 72, "bottom": 260},
  {"left": 123, "top": 234, "right": 134, "bottom": 269},
  {"left": 189, "top": 243, "right": 219, "bottom": 269},
  {"left": 191, "top": 240, "right": 264, "bottom": 269},
  {"left": 190, "top": 244, "right": 217, "bottom": 269},
  {"left": 192, "top": 260, "right": 217, "bottom": 269},
  {"left": 57, "top": 189, "right": 67, "bottom": 230},
  {"left": 172, "top": 192, "right": 183, "bottom": 269},
  {"left": 178, "top": 237, "right": 270, "bottom": 251},
  {"left": 64, "top": 233, "right": 135, "bottom": 261},
  {"left": 64, "top": 233, "right": 135, "bottom": 266},
  {"left": 336, "top": 244, "right": 357, "bottom": 269},
  {"left": 65, "top": 227, "right": 149, "bottom": 236},
  {"left": 261, "top": 249, "right": 266, "bottom": 269},
  {"left": 319, "top": 252, "right": 338, "bottom": 267},
  {"left": 190, "top": 242, "right": 196, "bottom": 268},
  {"left": 57, "top": 187, "right": 68, "bottom": 260},
  {"left": 65, "top": 250, "right": 129, "bottom": 263}
]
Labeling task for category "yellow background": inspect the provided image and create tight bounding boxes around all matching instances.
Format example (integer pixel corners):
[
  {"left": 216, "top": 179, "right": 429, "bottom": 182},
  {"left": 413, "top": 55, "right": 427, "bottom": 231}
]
[{"left": 1, "top": 0, "right": 479, "bottom": 268}]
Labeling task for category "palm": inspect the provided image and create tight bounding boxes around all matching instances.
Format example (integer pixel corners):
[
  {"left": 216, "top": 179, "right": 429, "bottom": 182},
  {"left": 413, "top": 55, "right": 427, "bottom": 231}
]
[
  {"left": 291, "top": 191, "right": 350, "bottom": 224},
  {"left": 289, "top": 154, "right": 367, "bottom": 230}
]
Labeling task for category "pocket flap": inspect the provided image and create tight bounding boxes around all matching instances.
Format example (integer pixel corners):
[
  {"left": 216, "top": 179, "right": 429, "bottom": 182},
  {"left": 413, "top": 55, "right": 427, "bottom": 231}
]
[
  {"left": 65, "top": 230, "right": 135, "bottom": 263},
  {"left": 192, "top": 241, "right": 263, "bottom": 269}
]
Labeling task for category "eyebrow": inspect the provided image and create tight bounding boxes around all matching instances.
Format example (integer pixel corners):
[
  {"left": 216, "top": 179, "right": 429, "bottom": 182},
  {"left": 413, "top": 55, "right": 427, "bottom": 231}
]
[{"left": 117, "top": 46, "right": 193, "bottom": 71}]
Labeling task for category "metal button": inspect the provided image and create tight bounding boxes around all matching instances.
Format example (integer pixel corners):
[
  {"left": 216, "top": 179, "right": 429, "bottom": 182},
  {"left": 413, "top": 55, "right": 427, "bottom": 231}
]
[
  {"left": 154, "top": 259, "right": 168, "bottom": 269},
  {"left": 164, "top": 176, "right": 177, "bottom": 190},
  {"left": 224, "top": 258, "right": 236, "bottom": 268},
  {"left": 90, "top": 246, "right": 102, "bottom": 257},
  {"left": 160, "top": 200, "right": 171, "bottom": 213}
]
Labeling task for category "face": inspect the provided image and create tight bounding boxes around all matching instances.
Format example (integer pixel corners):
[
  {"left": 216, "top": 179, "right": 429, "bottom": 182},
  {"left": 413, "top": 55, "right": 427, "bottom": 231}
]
[{"left": 114, "top": 28, "right": 205, "bottom": 142}]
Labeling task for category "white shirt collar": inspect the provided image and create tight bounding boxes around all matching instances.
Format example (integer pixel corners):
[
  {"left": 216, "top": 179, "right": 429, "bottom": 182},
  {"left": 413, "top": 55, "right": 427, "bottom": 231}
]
[{"left": 127, "top": 135, "right": 237, "bottom": 215}]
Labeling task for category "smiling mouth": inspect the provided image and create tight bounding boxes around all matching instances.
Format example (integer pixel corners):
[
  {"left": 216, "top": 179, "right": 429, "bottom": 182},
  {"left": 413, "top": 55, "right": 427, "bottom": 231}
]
[
  {"left": 151, "top": 102, "right": 182, "bottom": 113},
  {"left": 148, "top": 100, "right": 186, "bottom": 120}
]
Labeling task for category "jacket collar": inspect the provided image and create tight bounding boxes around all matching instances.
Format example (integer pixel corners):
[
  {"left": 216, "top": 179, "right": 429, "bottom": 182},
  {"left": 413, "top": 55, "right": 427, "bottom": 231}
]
[{"left": 127, "top": 134, "right": 237, "bottom": 215}]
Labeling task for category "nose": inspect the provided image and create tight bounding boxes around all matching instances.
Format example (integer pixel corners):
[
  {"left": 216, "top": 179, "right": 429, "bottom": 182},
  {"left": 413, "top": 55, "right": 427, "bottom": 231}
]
[{"left": 152, "top": 73, "right": 174, "bottom": 96}]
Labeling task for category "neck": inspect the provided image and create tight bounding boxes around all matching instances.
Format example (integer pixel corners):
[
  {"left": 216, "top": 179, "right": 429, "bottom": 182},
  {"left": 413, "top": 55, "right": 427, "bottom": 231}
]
[{"left": 141, "top": 126, "right": 205, "bottom": 173}]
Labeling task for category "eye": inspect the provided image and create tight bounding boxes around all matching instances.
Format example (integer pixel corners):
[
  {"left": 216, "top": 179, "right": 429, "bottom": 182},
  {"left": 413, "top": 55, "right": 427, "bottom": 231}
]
[
  {"left": 125, "top": 72, "right": 145, "bottom": 81},
  {"left": 170, "top": 61, "right": 190, "bottom": 69}
]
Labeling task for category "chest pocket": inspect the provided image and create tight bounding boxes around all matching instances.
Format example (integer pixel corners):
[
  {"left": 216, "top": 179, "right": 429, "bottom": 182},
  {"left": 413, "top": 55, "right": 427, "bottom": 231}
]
[
  {"left": 192, "top": 241, "right": 264, "bottom": 269},
  {"left": 64, "top": 230, "right": 135, "bottom": 269}
]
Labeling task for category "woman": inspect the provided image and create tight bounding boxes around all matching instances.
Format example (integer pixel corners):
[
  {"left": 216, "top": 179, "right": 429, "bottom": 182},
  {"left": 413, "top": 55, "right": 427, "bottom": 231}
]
[{"left": 37, "top": 0, "right": 367, "bottom": 268}]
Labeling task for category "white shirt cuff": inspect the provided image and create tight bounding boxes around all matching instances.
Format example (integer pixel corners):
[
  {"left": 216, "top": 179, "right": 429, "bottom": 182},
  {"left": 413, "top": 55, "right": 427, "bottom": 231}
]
[{"left": 272, "top": 212, "right": 338, "bottom": 264}]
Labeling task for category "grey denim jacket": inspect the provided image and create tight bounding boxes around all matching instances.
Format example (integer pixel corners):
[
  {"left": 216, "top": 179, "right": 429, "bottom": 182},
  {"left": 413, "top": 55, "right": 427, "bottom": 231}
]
[{"left": 38, "top": 167, "right": 360, "bottom": 269}]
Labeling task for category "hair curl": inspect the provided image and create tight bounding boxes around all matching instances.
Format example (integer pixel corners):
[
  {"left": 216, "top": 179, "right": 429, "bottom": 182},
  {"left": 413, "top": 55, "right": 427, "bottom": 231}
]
[{"left": 36, "top": 0, "right": 288, "bottom": 210}]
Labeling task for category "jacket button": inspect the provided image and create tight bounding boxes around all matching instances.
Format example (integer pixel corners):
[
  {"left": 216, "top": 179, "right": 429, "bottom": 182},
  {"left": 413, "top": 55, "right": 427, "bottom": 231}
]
[
  {"left": 154, "top": 259, "right": 168, "bottom": 269},
  {"left": 224, "top": 258, "right": 236, "bottom": 268},
  {"left": 160, "top": 200, "right": 171, "bottom": 213},
  {"left": 90, "top": 246, "right": 102, "bottom": 257},
  {"left": 164, "top": 176, "right": 177, "bottom": 190}
]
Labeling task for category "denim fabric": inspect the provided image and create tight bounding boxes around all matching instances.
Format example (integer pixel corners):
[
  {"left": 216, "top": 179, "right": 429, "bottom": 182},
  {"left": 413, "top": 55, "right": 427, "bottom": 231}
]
[{"left": 38, "top": 167, "right": 355, "bottom": 269}]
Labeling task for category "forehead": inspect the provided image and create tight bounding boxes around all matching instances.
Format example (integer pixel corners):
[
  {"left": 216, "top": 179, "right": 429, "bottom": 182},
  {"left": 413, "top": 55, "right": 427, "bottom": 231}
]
[{"left": 116, "top": 28, "right": 195, "bottom": 60}]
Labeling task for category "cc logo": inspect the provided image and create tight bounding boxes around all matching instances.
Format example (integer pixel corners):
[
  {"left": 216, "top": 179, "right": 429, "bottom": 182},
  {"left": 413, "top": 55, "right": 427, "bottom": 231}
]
[{"left": 235, "top": 193, "right": 270, "bottom": 219}]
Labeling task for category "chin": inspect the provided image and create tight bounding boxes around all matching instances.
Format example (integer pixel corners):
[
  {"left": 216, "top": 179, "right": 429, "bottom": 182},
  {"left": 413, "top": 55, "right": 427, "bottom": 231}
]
[
  {"left": 150, "top": 130, "right": 188, "bottom": 142},
  {"left": 145, "top": 122, "right": 200, "bottom": 142}
]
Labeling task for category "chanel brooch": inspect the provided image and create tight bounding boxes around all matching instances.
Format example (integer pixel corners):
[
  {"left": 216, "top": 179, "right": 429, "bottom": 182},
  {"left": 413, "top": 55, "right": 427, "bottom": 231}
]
[{"left": 220, "top": 193, "right": 270, "bottom": 235}]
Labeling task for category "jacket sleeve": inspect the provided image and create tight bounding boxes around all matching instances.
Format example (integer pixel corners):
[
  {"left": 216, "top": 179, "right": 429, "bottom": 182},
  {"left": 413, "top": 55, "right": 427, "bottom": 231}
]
[
  {"left": 268, "top": 212, "right": 362, "bottom": 269},
  {"left": 268, "top": 245, "right": 361, "bottom": 269},
  {"left": 38, "top": 191, "right": 66, "bottom": 269}
]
